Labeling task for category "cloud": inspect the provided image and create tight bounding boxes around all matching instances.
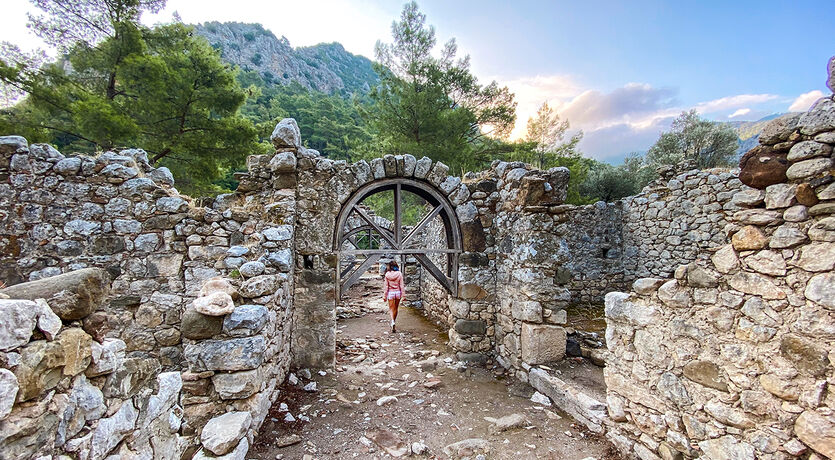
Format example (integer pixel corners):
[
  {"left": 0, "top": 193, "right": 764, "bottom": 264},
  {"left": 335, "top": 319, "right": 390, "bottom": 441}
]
[
  {"left": 558, "top": 83, "right": 678, "bottom": 128},
  {"left": 788, "top": 90, "right": 825, "bottom": 112},
  {"left": 693, "top": 94, "right": 778, "bottom": 114},
  {"left": 729, "top": 108, "right": 751, "bottom": 118},
  {"left": 501, "top": 74, "right": 583, "bottom": 138},
  {"left": 576, "top": 115, "right": 676, "bottom": 163}
]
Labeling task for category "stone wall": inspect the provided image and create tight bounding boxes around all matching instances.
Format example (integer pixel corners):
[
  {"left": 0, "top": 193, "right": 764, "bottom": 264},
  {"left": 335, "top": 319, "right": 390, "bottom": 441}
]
[
  {"left": 0, "top": 127, "right": 299, "bottom": 459},
  {"left": 556, "top": 168, "right": 745, "bottom": 307},
  {"left": 603, "top": 93, "right": 835, "bottom": 460}
]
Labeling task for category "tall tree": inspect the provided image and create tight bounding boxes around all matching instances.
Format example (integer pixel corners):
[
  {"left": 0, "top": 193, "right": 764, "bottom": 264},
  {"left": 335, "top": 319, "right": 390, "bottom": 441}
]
[
  {"left": 367, "top": 1, "right": 516, "bottom": 173},
  {"left": 0, "top": 0, "right": 260, "bottom": 195},
  {"left": 646, "top": 109, "right": 738, "bottom": 170},
  {"left": 520, "top": 101, "right": 583, "bottom": 169}
]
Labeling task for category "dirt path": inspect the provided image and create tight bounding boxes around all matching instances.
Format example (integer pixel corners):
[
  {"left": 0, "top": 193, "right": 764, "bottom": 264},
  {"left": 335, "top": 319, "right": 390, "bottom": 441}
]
[{"left": 250, "top": 278, "right": 616, "bottom": 459}]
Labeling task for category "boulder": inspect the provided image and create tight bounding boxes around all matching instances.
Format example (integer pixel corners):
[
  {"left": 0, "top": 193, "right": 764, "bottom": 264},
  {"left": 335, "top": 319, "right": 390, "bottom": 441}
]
[
  {"left": 270, "top": 118, "right": 301, "bottom": 149},
  {"left": 683, "top": 360, "right": 729, "bottom": 392},
  {"left": 238, "top": 261, "right": 265, "bottom": 277},
  {"left": 798, "top": 97, "right": 835, "bottom": 136},
  {"left": 56, "top": 328, "right": 93, "bottom": 376},
  {"left": 200, "top": 411, "right": 252, "bottom": 455},
  {"left": 805, "top": 273, "right": 835, "bottom": 308},
  {"left": 738, "top": 145, "right": 788, "bottom": 189},
  {"left": 0, "top": 268, "right": 111, "bottom": 320},
  {"left": 697, "top": 435, "right": 755, "bottom": 460},
  {"left": 86, "top": 338, "right": 126, "bottom": 377},
  {"left": 89, "top": 399, "right": 138, "bottom": 460},
  {"left": 731, "top": 226, "right": 768, "bottom": 251}
]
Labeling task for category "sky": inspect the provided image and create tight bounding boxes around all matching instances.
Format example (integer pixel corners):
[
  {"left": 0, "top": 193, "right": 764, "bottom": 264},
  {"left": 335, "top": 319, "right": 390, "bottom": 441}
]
[{"left": 2, "top": 0, "right": 833, "bottom": 162}]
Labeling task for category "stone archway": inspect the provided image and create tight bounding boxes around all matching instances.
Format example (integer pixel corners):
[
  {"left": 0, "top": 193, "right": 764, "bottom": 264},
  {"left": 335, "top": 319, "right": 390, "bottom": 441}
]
[{"left": 333, "top": 178, "right": 463, "bottom": 298}]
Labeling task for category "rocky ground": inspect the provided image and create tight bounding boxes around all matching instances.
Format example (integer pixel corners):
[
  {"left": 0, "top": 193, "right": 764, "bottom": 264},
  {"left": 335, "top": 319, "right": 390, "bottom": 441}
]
[{"left": 250, "top": 276, "right": 618, "bottom": 459}]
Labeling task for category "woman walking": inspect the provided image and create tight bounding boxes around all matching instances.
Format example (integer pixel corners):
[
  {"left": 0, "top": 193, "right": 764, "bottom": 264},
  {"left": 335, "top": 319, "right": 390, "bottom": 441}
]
[{"left": 382, "top": 260, "right": 404, "bottom": 332}]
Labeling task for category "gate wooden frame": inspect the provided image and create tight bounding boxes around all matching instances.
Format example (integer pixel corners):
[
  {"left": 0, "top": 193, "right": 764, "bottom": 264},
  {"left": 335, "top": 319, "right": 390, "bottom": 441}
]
[{"left": 334, "top": 178, "right": 462, "bottom": 298}]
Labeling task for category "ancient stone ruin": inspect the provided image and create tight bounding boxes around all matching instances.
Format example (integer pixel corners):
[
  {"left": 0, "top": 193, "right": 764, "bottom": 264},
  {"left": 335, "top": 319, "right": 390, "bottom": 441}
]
[{"left": 0, "top": 61, "right": 833, "bottom": 459}]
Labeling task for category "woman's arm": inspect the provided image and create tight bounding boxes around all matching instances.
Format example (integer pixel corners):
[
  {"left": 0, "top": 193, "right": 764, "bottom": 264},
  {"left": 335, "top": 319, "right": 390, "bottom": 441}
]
[
  {"left": 383, "top": 278, "right": 390, "bottom": 299},
  {"left": 398, "top": 272, "right": 405, "bottom": 293}
]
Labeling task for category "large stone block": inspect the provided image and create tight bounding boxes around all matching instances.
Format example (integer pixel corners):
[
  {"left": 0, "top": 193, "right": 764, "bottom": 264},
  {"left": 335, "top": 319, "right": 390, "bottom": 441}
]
[
  {"left": 0, "top": 268, "right": 111, "bottom": 320},
  {"left": 453, "top": 319, "right": 487, "bottom": 336},
  {"left": 520, "top": 323, "right": 566, "bottom": 364},
  {"left": 185, "top": 337, "right": 266, "bottom": 372},
  {"left": 795, "top": 410, "right": 835, "bottom": 459},
  {"left": 201, "top": 411, "right": 252, "bottom": 455}
]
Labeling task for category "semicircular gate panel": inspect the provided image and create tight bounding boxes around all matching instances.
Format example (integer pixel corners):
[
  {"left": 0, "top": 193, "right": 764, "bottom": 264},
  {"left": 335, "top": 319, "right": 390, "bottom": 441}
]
[{"left": 334, "top": 178, "right": 462, "bottom": 298}]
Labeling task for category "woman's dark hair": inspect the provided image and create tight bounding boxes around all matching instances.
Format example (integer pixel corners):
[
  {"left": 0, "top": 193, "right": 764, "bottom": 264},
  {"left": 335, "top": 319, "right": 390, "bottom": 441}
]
[{"left": 387, "top": 260, "right": 399, "bottom": 271}]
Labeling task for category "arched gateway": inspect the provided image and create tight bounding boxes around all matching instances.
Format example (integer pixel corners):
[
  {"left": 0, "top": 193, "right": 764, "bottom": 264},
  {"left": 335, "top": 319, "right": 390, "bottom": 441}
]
[{"left": 333, "top": 178, "right": 462, "bottom": 298}]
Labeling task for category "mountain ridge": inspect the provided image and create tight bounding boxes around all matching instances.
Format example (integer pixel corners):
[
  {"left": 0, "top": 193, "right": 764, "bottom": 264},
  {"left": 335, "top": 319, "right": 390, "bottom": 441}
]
[{"left": 194, "top": 21, "right": 378, "bottom": 96}]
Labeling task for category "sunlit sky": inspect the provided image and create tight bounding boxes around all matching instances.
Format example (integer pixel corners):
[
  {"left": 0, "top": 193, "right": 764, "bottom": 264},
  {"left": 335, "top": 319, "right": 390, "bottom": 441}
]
[{"left": 2, "top": 0, "right": 832, "bottom": 162}]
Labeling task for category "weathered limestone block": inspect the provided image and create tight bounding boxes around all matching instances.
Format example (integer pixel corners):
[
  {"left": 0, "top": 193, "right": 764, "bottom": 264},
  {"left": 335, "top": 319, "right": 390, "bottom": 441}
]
[
  {"left": 769, "top": 224, "right": 807, "bottom": 248},
  {"left": 805, "top": 273, "right": 835, "bottom": 308},
  {"left": 0, "top": 268, "right": 111, "bottom": 320},
  {"left": 793, "top": 242, "right": 835, "bottom": 271},
  {"left": 56, "top": 328, "right": 93, "bottom": 376},
  {"left": 0, "top": 300, "right": 39, "bottom": 351},
  {"left": 103, "top": 357, "right": 160, "bottom": 399},
  {"left": 192, "top": 291, "right": 235, "bottom": 316},
  {"left": 89, "top": 399, "right": 138, "bottom": 460},
  {"left": 786, "top": 157, "right": 833, "bottom": 181},
  {"left": 212, "top": 369, "right": 261, "bottom": 400},
  {"left": 631, "top": 278, "right": 665, "bottom": 295},
  {"left": 683, "top": 360, "right": 729, "bottom": 392},
  {"left": 731, "top": 226, "right": 768, "bottom": 251},
  {"left": 758, "top": 374, "right": 799, "bottom": 401},
  {"left": 728, "top": 272, "right": 785, "bottom": 299},
  {"left": 194, "top": 438, "right": 249, "bottom": 460},
  {"left": 512, "top": 300, "right": 543, "bottom": 322},
  {"left": 56, "top": 375, "right": 106, "bottom": 446},
  {"left": 270, "top": 118, "right": 301, "bottom": 149},
  {"left": 711, "top": 245, "right": 739, "bottom": 273},
  {"left": 787, "top": 140, "right": 831, "bottom": 161},
  {"left": 697, "top": 435, "right": 755, "bottom": 460},
  {"left": 763, "top": 183, "right": 797, "bottom": 209},
  {"left": 798, "top": 97, "right": 835, "bottom": 136},
  {"left": 760, "top": 113, "right": 802, "bottom": 145},
  {"left": 0, "top": 368, "right": 18, "bottom": 419},
  {"left": 779, "top": 334, "right": 829, "bottom": 377},
  {"left": 222, "top": 304, "right": 269, "bottom": 336},
  {"left": 181, "top": 308, "right": 223, "bottom": 340},
  {"left": 604, "top": 292, "right": 660, "bottom": 326},
  {"left": 185, "top": 337, "right": 266, "bottom": 372},
  {"left": 809, "top": 217, "right": 835, "bottom": 242},
  {"left": 201, "top": 411, "right": 252, "bottom": 455},
  {"left": 426, "top": 161, "right": 449, "bottom": 187},
  {"left": 733, "top": 209, "right": 782, "bottom": 225},
  {"left": 239, "top": 275, "right": 279, "bottom": 298},
  {"left": 657, "top": 280, "right": 690, "bottom": 307},
  {"left": 13, "top": 340, "right": 65, "bottom": 402},
  {"left": 370, "top": 157, "right": 384, "bottom": 179},
  {"left": 269, "top": 151, "right": 296, "bottom": 173},
  {"left": 86, "top": 338, "right": 126, "bottom": 377},
  {"left": 794, "top": 410, "right": 835, "bottom": 459},
  {"left": 521, "top": 323, "right": 566, "bottom": 364},
  {"left": 732, "top": 188, "right": 765, "bottom": 207}
]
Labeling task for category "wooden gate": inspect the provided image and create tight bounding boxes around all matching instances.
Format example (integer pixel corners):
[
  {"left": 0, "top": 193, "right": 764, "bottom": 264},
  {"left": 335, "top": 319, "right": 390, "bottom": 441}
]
[{"left": 334, "top": 178, "right": 462, "bottom": 298}]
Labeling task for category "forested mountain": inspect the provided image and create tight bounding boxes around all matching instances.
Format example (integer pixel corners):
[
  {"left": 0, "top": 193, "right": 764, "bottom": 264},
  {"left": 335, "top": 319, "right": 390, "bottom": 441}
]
[{"left": 194, "top": 22, "right": 378, "bottom": 96}]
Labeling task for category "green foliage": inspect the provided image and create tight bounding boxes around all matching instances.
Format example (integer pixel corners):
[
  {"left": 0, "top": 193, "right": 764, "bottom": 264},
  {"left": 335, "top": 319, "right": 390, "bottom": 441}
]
[
  {"left": 0, "top": 2, "right": 260, "bottom": 196},
  {"left": 646, "top": 109, "right": 738, "bottom": 169},
  {"left": 519, "top": 102, "right": 583, "bottom": 169},
  {"left": 365, "top": 1, "right": 516, "bottom": 175},
  {"left": 250, "top": 53, "right": 262, "bottom": 66},
  {"left": 579, "top": 161, "right": 642, "bottom": 202},
  {"left": 237, "top": 72, "right": 373, "bottom": 161}
]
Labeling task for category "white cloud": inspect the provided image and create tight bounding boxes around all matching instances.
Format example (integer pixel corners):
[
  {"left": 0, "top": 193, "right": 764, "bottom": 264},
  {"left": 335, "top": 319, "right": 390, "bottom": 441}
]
[
  {"left": 558, "top": 83, "right": 678, "bottom": 128},
  {"left": 729, "top": 108, "right": 751, "bottom": 118},
  {"left": 693, "top": 93, "right": 778, "bottom": 114},
  {"left": 788, "top": 90, "right": 825, "bottom": 112}
]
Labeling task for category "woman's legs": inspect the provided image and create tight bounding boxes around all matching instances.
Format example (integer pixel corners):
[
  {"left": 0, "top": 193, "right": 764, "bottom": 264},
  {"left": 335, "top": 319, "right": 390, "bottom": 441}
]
[{"left": 387, "top": 297, "right": 400, "bottom": 332}]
